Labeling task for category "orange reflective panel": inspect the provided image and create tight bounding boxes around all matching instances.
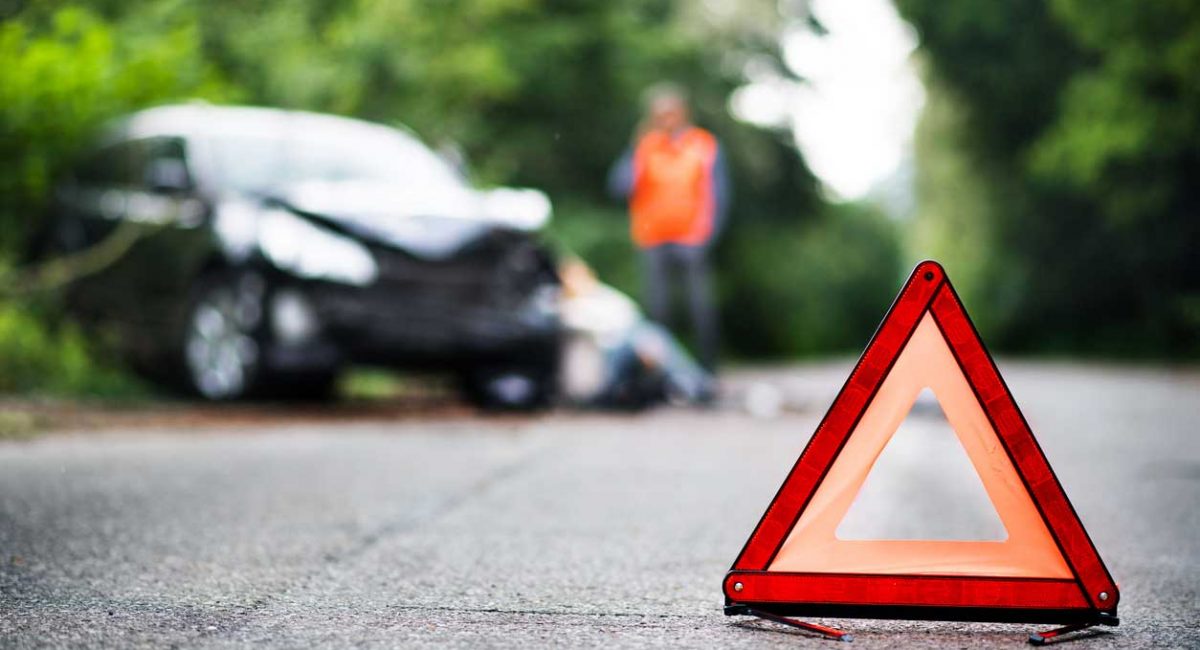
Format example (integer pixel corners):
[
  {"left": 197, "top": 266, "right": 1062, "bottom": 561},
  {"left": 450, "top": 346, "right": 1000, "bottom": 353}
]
[{"left": 768, "top": 313, "right": 1072, "bottom": 578}]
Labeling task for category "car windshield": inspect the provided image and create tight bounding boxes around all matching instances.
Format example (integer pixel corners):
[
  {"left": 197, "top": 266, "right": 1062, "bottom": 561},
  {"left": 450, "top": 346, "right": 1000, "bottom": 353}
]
[{"left": 206, "top": 121, "right": 465, "bottom": 195}]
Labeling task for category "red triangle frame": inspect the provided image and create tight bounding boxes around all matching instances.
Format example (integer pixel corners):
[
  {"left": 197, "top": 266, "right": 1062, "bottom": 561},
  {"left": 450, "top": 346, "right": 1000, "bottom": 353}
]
[{"left": 724, "top": 261, "right": 1118, "bottom": 625}]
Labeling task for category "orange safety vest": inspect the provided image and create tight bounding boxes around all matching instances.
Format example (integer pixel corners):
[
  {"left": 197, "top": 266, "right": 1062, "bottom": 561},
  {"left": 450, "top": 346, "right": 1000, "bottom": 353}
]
[{"left": 629, "top": 127, "right": 719, "bottom": 247}]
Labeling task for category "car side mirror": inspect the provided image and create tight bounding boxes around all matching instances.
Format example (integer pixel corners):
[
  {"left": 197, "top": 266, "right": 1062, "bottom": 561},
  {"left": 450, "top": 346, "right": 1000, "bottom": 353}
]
[{"left": 145, "top": 158, "right": 192, "bottom": 194}]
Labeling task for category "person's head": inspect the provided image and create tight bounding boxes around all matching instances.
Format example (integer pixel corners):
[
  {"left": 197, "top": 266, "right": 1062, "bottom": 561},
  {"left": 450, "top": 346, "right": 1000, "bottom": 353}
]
[{"left": 642, "top": 82, "right": 691, "bottom": 134}]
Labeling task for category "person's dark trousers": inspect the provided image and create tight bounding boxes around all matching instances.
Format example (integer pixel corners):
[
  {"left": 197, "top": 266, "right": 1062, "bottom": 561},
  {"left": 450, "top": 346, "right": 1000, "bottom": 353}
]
[{"left": 642, "top": 243, "right": 719, "bottom": 371}]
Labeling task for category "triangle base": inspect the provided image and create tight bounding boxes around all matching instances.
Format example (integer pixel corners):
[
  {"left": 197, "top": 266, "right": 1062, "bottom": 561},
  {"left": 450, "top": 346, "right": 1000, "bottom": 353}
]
[
  {"left": 727, "top": 601, "right": 1116, "bottom": 627},
  {"left": 725, "top": 571, "right": 1119, "bottom": 626}
]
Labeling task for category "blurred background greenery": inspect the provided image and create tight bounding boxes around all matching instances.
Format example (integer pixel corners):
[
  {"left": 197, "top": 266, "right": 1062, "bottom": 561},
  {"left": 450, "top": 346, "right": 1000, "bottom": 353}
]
[{"left": 0, "top": 0, "right": 1196, "bottom": 397}]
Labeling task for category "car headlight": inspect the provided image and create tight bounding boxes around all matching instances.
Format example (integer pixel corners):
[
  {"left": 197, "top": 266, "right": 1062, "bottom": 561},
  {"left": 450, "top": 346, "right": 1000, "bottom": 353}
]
[
  {"left": 481, "top": 188, "right": 552, "bottom": 231},
  {"left": 257, "top": 208, "right": 378, "bottom": 286}
]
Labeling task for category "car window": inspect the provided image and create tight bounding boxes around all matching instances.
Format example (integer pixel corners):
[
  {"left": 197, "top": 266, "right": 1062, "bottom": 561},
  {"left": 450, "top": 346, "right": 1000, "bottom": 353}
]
[
  {"left": 74, "top": 137, "right": 190, "bottom": 190},
  {"left": 74, "top": 142, "right": 133, "bottom": 187},
  {"left": 128, "top": 137, "right": 190, "bottom": 190}
]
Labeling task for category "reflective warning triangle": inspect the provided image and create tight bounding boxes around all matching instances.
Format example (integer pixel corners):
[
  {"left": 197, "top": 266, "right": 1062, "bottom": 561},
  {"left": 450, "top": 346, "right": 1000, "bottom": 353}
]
[{"left": 724, "top": 261, "right": 1118, "bottom": 625}]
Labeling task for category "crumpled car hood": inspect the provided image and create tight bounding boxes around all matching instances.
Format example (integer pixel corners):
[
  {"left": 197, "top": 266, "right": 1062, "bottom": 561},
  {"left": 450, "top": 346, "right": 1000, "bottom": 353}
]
[{"left": 271, "top": 180, "right": 549, "bottom": 260}]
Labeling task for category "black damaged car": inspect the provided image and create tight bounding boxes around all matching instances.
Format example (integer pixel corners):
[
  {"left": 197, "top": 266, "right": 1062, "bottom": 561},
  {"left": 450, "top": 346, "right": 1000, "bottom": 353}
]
[{"left": 36, "top": 105, "right": 562, "bottom": 407}]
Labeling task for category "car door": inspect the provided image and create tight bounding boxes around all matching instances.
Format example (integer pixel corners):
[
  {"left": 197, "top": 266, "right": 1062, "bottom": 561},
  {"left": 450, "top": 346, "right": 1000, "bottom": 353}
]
[
  {"left": 52, "top": 139, "right": 137, "bottom": 323},
  {"left": 116, "top": 137, "right": 216, "bottom": 358},
  {"left": 59, "top": 136, "right": 212, "bottom": 360}
]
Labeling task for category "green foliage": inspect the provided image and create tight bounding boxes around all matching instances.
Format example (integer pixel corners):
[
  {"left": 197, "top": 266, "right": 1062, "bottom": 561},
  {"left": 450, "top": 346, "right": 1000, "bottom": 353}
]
[
  {"left": 0, "top": 6, "right": 230, "bottom": 252},
  {"left": 1028, "top": 0, "right": 1200, "bottom": 355},
  {"left": 897, "top": 0, "right": 1200, "bottom": 357},
  {"left": 0, "top": 299, "right": 145, "bottom": 397},
  {"left": 0, "top": 6, "right": 230, "bottom": 396},
  {"left": 721, "top": 203, "right": 902, "bottom": 358},
  {"left": 907, "top": 76, "right": 1023, "bottom": 340}
]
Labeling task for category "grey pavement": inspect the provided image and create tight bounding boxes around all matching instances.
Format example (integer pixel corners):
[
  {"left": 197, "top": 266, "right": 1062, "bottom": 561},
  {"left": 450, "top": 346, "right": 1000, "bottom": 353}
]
[{"left": 0, "top": 362, "right": 1197, "bottom": 648}]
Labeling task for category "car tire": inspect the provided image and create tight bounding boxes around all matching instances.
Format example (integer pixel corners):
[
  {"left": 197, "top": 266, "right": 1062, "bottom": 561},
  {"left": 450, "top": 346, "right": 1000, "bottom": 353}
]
[
  {"left": 460, "top": 363, "right": 556, "bottom": 411},
  {"left": 179, "top": 272, "right": 269, "bottom": 400}
]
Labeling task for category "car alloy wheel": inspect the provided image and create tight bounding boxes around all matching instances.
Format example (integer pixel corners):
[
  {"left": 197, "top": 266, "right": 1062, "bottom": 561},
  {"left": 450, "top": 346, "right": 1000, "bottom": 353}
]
[{"left": 184, "top": 277, "right": 263, "bottom": 399}]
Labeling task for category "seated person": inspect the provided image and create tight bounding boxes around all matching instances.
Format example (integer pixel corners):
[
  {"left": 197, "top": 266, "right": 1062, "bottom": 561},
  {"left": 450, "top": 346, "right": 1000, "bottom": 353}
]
[{"left": 558, "top": 258, "right": 715, "bottom": 408}]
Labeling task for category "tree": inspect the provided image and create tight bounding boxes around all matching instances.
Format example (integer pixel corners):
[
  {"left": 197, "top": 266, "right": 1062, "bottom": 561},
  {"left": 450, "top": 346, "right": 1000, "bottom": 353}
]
[
  {"left": 0, "top": 6, "right": 229, "bottom": 252},
  {"left": 897, "top": 0, "right": 1200, "bottom": 355}
]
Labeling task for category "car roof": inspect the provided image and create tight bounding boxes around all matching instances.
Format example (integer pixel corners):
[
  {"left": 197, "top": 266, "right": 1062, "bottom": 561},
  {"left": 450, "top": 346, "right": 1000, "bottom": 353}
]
[{"left": 112, "top": 103, "right": 423, "bottom": 147}]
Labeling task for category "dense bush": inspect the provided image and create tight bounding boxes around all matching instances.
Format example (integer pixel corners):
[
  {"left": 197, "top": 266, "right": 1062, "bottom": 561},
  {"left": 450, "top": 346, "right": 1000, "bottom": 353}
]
[
  {"left": 0, "top": 299, "right": 144, "bottom": 397},
  {"left": 0, "top": 7, "right": 230, "bottom": 252},
  {"left": 720, "top": 204, "right": 902, "bottom": 358},
  {"left": 0, "top": 7, "right": 229, "bottom": 396},
  {"left": 897, "top": 0, "right": 1200, "bottom": 357}
]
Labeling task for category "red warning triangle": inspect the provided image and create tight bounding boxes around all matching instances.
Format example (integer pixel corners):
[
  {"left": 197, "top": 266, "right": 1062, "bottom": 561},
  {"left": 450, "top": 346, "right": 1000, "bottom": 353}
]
[{"left": 724, "top": 261, "right": 1118, "bottom": 626}]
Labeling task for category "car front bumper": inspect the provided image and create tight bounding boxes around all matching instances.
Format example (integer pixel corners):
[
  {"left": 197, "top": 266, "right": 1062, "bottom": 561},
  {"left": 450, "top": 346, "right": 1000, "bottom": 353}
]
[{"left": 268, "top": 281, "right": 562, "bottom": 370}]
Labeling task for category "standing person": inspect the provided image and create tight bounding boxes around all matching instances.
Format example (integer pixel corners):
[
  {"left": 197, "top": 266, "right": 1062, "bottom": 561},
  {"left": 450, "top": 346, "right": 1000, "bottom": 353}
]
[{"left": 607, "top": 83, "right": 730, "bottom": 371}]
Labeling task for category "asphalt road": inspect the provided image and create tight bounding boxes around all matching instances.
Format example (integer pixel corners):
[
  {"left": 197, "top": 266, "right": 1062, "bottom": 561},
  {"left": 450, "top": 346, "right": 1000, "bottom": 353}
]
[{"left": 1, "top": 362, "right": 1197, "bottom": 648}]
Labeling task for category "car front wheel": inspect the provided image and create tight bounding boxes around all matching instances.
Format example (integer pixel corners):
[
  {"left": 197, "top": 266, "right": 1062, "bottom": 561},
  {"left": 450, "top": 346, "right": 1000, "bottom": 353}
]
[
  {"left": 182, "top": 273, "right": 266, "bottom": 400},
  {"left": 460, "top": 362, "right": 557, "bottom": 411}
]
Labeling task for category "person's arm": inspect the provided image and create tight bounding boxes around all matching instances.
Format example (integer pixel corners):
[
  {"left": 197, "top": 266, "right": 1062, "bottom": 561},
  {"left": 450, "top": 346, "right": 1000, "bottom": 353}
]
[
  {"left": 710, "top": 144, "right": 732, "bottom": 240},
  {"left": 607, "top": 147, "right": 636, "bottom": 200}
]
